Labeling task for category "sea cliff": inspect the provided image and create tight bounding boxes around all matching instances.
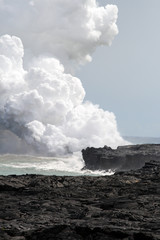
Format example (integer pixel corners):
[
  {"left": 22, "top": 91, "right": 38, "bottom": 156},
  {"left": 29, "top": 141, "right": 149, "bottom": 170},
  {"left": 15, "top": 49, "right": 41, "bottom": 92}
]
[{"left": 82, "top": 144, "right": 160, "bottom": 171}]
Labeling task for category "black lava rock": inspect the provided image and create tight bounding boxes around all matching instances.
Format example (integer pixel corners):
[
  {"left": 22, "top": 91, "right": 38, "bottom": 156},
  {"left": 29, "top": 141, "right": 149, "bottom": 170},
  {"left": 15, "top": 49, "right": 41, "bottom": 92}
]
[
  {"left": 0, "top": 159, "right": 160, "bottom": 239},
  {"left": 82, "top": 144, "right": 160, "bottom": 171}
]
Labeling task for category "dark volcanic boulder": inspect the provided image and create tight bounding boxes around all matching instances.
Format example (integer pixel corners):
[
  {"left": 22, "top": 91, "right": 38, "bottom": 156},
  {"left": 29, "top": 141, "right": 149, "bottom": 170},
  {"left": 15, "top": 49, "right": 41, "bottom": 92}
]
[{"left": 82, "top": 144, "right": 160, "bottom": 171}]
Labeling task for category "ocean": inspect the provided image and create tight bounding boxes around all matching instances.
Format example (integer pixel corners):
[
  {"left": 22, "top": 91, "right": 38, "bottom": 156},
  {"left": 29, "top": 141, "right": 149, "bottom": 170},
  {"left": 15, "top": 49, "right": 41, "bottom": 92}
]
[
  {"left": 1, "top": 137, "right": 159, "bottom": 176},
  {"left": 0, "top": 153, "right": 113, "bottom": 176}
]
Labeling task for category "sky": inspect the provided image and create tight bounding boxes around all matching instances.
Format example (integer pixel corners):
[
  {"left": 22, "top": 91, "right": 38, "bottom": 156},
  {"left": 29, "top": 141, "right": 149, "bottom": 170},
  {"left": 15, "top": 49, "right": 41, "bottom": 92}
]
[
  {"left": 0, "top": 0, "right": 159, "bottom": 157},
  {"left": 78, "top": 0, "right": 160, "bottom": 138}
]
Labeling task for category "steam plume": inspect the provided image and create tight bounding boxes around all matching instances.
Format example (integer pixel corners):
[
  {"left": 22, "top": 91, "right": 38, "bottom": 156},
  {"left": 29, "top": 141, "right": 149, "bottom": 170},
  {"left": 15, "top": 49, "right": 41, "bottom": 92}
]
[{"left": 0, "top": 0, "right": 126, "bottom": 156}]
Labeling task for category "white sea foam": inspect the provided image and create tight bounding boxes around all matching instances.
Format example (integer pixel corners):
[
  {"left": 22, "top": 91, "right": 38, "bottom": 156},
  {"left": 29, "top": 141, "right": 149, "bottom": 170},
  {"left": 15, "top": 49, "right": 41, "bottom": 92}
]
[{"left": 0, "top": 154, "right": 114, "bottom": 176}]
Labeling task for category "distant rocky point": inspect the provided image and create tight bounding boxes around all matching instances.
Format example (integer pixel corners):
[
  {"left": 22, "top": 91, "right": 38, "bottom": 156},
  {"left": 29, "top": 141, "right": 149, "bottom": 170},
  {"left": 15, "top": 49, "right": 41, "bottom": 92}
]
[{"left": 82, "top": 144, "right": 160, "bottom": 172}]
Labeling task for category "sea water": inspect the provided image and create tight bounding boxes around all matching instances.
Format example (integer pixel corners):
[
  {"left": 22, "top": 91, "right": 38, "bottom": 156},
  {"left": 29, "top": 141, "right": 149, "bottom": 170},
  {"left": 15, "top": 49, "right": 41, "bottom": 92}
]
[{"left": 0, "top": 154, "right": 113, "bottom": 176}]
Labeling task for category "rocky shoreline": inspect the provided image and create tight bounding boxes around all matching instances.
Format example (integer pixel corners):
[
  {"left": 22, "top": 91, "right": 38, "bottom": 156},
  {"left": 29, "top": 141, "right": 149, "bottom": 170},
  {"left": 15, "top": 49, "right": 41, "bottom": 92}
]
[
  {"left": 0, "top": 145, "right": 160, "bottom": 239},
  {"left": 82, "top": 144, "right": 160, "bottom": 171}
]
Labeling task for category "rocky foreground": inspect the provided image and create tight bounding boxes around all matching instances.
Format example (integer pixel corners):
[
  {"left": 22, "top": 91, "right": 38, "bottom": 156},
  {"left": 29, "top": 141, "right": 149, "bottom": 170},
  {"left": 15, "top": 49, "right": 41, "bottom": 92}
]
[{"left": 0, "top": 158, "right": 160, "bottom": 239}]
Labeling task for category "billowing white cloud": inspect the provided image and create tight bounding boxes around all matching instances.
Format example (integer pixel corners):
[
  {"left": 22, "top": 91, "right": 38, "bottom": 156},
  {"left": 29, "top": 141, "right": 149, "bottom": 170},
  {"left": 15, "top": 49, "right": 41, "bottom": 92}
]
[
  {"left": 0, "top": 1, "right": 127, "bottom": 156},
  {"left": 0, "top": 0, "right": 118, "bottom": 67}
]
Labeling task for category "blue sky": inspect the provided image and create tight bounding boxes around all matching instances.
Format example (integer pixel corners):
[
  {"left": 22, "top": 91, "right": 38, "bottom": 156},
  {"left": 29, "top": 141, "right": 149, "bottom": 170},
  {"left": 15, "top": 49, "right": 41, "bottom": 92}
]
[{"left": 78, "top": 0, "right": 160, "bottom": 137}]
